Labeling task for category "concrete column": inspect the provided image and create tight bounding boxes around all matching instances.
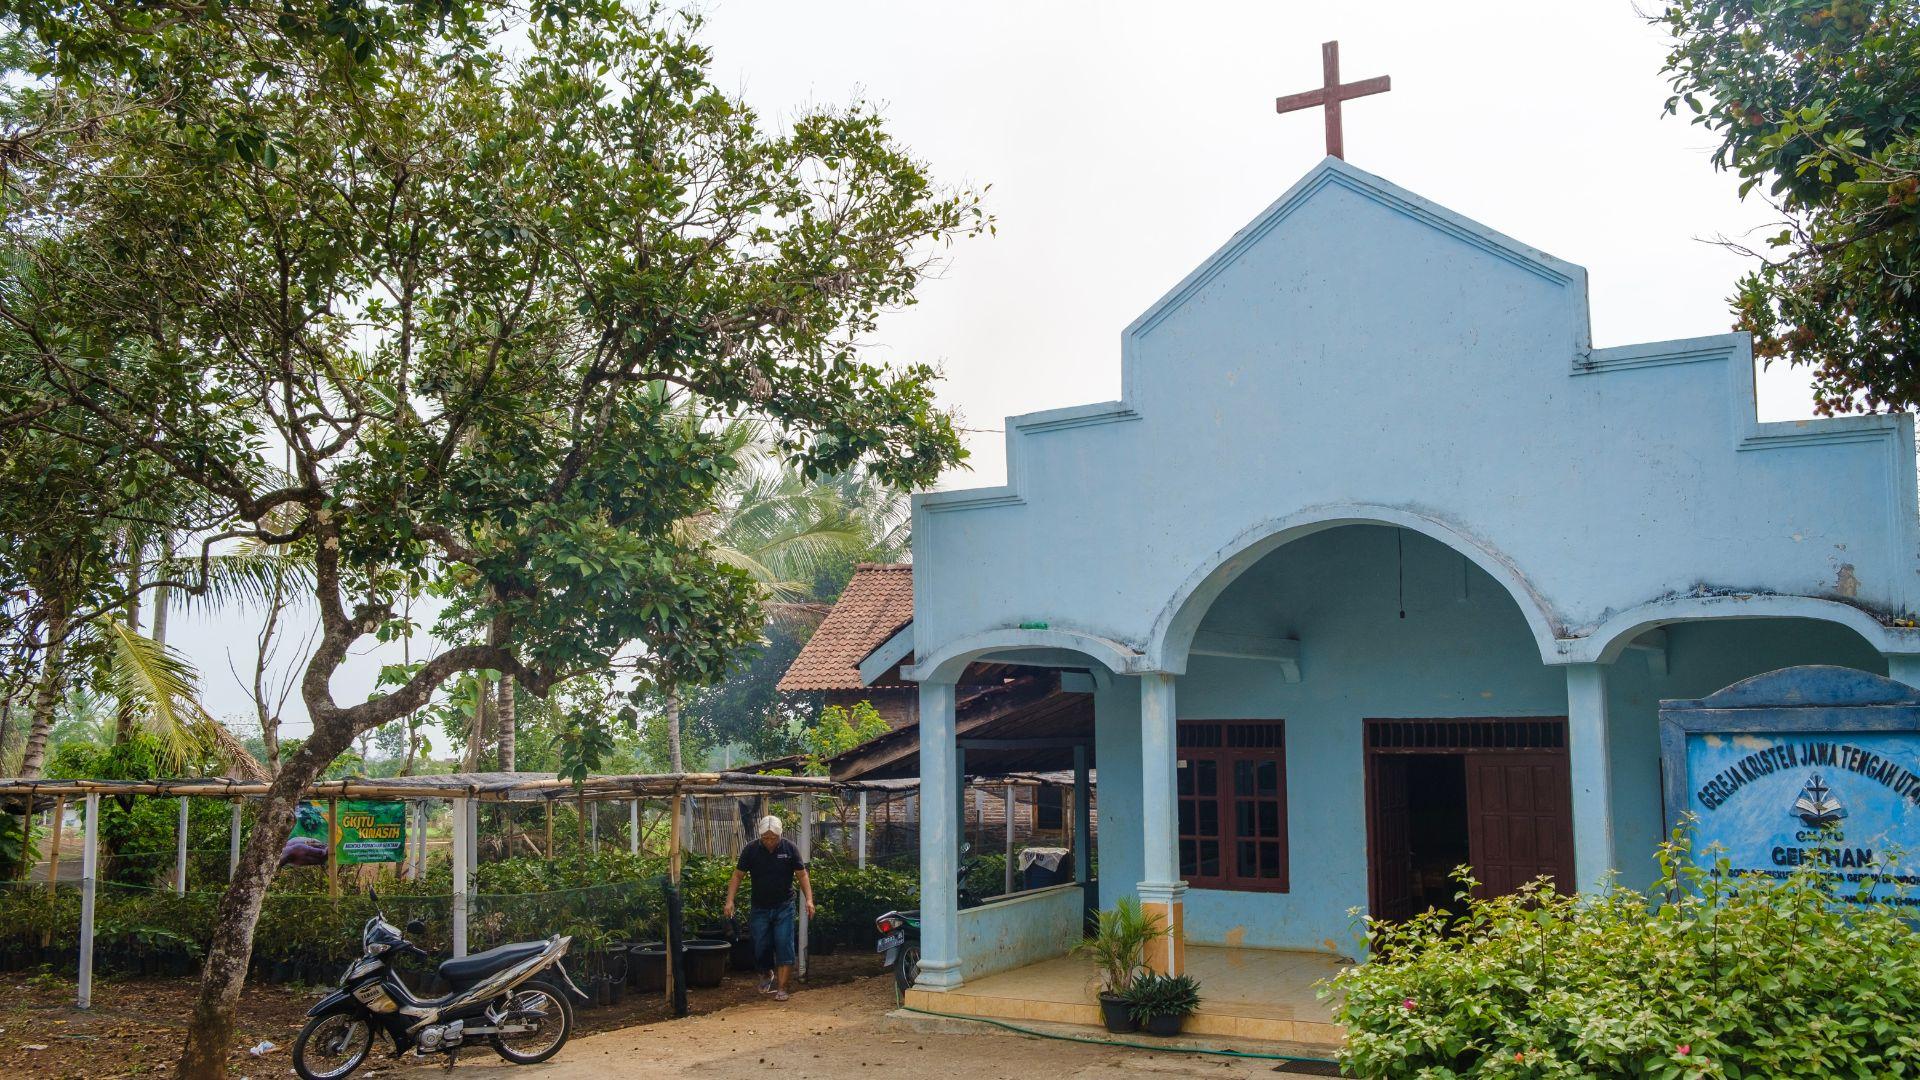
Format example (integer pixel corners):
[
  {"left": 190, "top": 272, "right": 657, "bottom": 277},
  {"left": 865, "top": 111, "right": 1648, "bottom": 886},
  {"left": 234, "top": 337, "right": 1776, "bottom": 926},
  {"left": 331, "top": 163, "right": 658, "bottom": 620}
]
[
  {"left": 1138, "top": 672, "right": 1186, "bottom": 975},
  {"left": 174, "top": 797, "right": 189, "bottom": 894},
  {"left": 1073, "top": 744, "right": 1091, "bottom": 885},
  {"left": 856, "top": 790, "right": 868, "bottom": 869},
  {"left": 1003, "top": 785, "right": 1016, "bottom": 894},
  {"left": 228, "top": 802, "right": 243, "bottom": 879},
  {"left": 451, "top": 797, "right": 470, "bottom": 958},
  {"left": 915, "top": 680, "right": 963, "bottom": 990},
  {"left": 77, "top": 793, "right": 99, "bottom": 1009},
  {"left": 1565, "top": 663, "right": 1618, "bottom": 893},
  {"left": 1886, "top": 654, "right": 1920, "bottom": 690}
]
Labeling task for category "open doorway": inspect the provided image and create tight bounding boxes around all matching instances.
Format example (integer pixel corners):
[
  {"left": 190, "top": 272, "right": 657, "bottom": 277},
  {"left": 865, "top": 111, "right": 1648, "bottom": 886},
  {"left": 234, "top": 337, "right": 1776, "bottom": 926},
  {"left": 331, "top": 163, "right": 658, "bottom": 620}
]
[{"left": 1364, "top": 718, "right": 1575, "bottom": 922}]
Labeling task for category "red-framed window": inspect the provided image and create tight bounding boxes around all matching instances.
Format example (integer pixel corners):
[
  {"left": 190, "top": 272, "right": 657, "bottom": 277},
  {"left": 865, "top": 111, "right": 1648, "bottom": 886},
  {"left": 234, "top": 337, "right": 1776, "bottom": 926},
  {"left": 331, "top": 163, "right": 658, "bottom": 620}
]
[{"left": 1177, "top": 720, "right": 1288, "bottom": 892}]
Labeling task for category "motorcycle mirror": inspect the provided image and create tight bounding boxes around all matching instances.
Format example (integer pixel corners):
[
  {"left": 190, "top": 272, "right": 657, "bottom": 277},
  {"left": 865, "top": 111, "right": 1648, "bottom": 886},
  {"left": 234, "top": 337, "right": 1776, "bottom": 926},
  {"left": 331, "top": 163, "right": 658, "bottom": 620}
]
[
  {"left": 406, "top": 919, "right": 427, "bottom": 936},
  {"left": 961, "top": 842, "right": 972, "bottom": 854}
]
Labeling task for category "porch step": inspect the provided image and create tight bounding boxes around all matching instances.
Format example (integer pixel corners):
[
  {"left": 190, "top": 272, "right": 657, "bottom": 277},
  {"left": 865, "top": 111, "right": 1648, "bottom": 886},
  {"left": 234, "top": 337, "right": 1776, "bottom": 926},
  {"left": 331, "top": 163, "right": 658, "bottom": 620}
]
[
  {"left": 900, "top": 987, "right": 1346, "bottom": 1052},
  {"left": 888, "top": 1003, "right": 1346, "bottom": 1068}
]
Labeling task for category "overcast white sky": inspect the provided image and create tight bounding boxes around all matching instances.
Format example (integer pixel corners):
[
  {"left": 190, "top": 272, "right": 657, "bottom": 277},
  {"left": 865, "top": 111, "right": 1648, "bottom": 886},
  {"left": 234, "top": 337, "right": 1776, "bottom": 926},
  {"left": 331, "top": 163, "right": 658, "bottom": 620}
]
[{"left": 178, "top": 0, "right": 1818, "bottom": 738}]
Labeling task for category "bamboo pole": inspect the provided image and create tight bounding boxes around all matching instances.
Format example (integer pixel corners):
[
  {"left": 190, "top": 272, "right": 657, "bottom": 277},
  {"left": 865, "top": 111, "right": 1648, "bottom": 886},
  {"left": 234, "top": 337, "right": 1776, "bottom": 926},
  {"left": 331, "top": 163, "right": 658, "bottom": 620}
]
[
  {"left": 856, "top": 790, "right": 868, "bottom": 869},
  {"left": 545, "top": 799, "right": 554, "bottom": 857},
  {"left": 43, "top": 796, "right": 63, "bottom": 897},
  {"left": 230, "top": 801, "right": 244, "bottom": 879},
  {"left": 326, "top": 798, "right": 339, "bottom": 898},
  {"left": 628, "top": 799, "right": 639, "bottom": 856}
]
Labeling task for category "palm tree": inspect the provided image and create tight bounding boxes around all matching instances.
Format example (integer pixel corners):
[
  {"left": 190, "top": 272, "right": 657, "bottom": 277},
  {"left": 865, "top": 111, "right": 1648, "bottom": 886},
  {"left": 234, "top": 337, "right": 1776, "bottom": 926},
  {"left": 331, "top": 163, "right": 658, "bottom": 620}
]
[{"left": 654, "top": 423, "right": 907, "bottom": 770}]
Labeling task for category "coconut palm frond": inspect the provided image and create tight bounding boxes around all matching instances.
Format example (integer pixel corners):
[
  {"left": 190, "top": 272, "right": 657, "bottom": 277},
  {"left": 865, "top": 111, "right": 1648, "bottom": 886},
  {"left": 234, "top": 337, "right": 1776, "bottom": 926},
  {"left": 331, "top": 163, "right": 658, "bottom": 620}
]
[
  {"left": 101, "top": 619, "right": 211, "bottom": 769},
  {"left": 158, "top": 547, "right": 313, "bottom": 613}
]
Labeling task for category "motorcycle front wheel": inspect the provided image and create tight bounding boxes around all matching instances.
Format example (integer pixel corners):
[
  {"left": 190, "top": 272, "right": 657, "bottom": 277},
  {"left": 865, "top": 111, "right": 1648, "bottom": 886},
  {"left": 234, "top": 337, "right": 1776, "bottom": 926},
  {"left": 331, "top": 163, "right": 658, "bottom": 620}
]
[
  {"left": 492, "top": 980, "right": 574, "bottom": 1065},
  {"left": 292, "top": 1009, "right": 374, "bottom": 1080}
]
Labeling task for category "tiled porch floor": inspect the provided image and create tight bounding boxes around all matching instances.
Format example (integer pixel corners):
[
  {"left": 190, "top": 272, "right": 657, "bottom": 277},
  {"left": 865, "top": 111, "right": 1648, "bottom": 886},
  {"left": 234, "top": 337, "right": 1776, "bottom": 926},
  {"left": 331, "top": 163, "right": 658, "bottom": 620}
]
[{"left": 903, "top": 944, "right": 1348, "bottom": 1049}]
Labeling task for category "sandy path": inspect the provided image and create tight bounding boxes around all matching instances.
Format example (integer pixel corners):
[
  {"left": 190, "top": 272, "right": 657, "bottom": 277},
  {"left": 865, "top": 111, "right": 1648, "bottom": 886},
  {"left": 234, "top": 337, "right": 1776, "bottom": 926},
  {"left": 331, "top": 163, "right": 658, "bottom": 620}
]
[{"left": 434, "top": 975, "right": 1334, "bottom": 1080}]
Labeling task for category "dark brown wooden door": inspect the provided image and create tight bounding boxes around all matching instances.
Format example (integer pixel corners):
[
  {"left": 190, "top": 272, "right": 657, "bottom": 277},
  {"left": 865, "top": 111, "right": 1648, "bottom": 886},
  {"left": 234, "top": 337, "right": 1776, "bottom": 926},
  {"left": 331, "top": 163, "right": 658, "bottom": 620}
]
[
  {"left": 1366, "top": 754, "right": 1415, "bottom": 922},
  {"left": 1464, "top": 753, "right": 1576, "bottom": 898}
]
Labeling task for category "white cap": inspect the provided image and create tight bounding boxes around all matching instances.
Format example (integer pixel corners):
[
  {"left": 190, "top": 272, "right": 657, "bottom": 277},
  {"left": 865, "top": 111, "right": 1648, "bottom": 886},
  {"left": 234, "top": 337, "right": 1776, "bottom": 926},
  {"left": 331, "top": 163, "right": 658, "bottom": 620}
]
[{"left": 757, "top": 815, "right": 784, "bottom": 838}]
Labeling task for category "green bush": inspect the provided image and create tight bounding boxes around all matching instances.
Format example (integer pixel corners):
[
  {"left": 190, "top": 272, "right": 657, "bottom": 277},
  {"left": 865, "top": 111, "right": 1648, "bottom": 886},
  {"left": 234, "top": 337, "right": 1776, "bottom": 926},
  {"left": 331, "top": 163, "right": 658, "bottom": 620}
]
[{"left": 1330, "top": 835, "right": 1920, "bottom": 1078}]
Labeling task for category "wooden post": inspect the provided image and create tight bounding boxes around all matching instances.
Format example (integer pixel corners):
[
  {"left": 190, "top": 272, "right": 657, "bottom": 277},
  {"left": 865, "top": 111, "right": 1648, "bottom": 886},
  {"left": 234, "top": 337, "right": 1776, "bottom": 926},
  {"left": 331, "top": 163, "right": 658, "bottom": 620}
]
[
  {"left": 1004, "top": 784, "right": 1015, "bottom": 894},
  {"left": 77, "top": 792, "right": 99, "bottom": 1009},
  {"left": 451, "top": 797, "right": 469, "bottom": 959},
  {"left": 326, "top": 797, "right": 339, "bottom": 898},
  {"left": 590, "top": 801, "right": 599, "bottom": 851},
  {"left": 229, "top": 801, "right": 243, "bottom": 879},
  {"left": 629, "top": 799, "right": 640, "bottom": 856},
  {"left": 576, "top": 792, "right": 587, "bottom": 852},
  {"left": 544, "top": 799, "right": 555, "bottom": 857},
  {"left": 856, "top": 790, "right": 868, "bottom": 870},
  {"left": 175, "top": 796, "right": 190, "bottom": 895},
  {"left": 1073, "top": 744, "right": 1091, "bottom": 886},
  {"left": 43, "top": 797, "right": 63, "bottom": 897},
  {"left": 797, "top": 794, "right": 813, "bottom": 979}
]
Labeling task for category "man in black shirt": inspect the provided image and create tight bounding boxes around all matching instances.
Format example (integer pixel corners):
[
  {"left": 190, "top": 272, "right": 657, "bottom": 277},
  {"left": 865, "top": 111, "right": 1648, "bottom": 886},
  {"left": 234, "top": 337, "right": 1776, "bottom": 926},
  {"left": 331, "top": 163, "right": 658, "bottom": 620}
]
[{"left": 723, "top": 815, "right": 814, "bottom": 1000}]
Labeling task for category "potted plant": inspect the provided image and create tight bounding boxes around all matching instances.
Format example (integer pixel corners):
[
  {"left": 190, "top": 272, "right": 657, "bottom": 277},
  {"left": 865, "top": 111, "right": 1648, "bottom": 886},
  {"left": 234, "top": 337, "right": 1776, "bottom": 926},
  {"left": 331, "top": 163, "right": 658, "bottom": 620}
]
[
  {"left": 1071, "top": 897, "right": 1166, "bottom": 1033},
  {"left": 1121, "top": 972, "right": 1201, "bottom": 1036}
]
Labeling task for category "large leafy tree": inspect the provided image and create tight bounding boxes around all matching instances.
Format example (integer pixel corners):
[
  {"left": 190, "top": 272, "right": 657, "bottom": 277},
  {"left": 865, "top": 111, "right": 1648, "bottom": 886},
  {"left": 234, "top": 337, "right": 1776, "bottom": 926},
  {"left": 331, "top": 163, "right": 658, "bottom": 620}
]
[
  {"left": 1658, "top": 0, "right": 1920, "bottom": 412},
  {"left": 0, "top": 1, "right": 980, "bottom": 1073}
]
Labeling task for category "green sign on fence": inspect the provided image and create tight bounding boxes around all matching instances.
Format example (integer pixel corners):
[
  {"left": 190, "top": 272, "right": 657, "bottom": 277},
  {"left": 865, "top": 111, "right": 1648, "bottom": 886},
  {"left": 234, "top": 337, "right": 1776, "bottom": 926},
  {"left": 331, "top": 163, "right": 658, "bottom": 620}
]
[{"left": 288, "top": 800, "right": 407, "bottom": 865}]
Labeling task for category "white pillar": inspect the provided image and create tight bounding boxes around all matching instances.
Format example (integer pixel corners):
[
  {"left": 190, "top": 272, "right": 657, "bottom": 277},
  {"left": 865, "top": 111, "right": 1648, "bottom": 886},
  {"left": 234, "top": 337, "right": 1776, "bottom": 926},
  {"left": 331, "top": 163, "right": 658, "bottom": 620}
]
[
  {"left": 1138, "top": 672, "right": 1186, "bottom": 975},
  {"left": 797, "top": 794, "right": 813, "bottom": 979},
  {"left": 856, "top": 790, "right": 868, "bottom": 870},
  {"left": 77, "top": 793, "right": 99, "bottom": 1009},
  {"left": 629, "top": 799, "right": 641, "bottom": 856},
  {"left": 451, "top": 797, "right": 470, "bottom": 958},
  {"left": 228, "top": 801, "right": 243, "bottom": 880},
  {"left": 1887, "top": 654, "right": 1920, "bottom": 690},
  {"left": 174, "top": 796, "right": 189, "bottom": 894},
  {"left": 1565, "top": 663, "right": 1618, "bottom": 893},
  {"left": 1003, "top": 785, "right": 1015, "bottom": 894},
  {"left": 1073, "top": 744, "right": 1091, "bottom": 885},
  {"left": 916, "top": 680, "right": 963, "bottom": 990}
]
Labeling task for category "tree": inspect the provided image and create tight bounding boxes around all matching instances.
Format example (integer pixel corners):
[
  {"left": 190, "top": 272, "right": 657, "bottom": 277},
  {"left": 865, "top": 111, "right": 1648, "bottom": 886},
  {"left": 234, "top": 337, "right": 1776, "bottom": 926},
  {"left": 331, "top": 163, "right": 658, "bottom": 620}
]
[
  {"left": 1658, "top": 0, "right": 1920, "bottom": 412},
  {"left": 0, "top": 3, "right": 980, "bottom": 1073}
]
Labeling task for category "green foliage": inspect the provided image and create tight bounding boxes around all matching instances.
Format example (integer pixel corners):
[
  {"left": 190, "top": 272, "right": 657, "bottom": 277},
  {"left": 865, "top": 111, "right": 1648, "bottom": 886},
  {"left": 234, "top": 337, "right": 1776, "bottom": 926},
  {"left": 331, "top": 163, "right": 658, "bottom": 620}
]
[
  {"left": 805, "top": 701, "right": 892, "bottom": 772},
  {"left": 46, "top": 735, "right": 235, "bottom": 885},
  {"left": 1073, "top": 897, "right": 1166, "bottom": 994},
  {"left": 1331, "top": 835, "right": 1920, "bottom": 1078},
  {"left": 964, "top": 852, "right": 1008, "bottom": 900},
  {"left": 1121, "top": 972, "right": 1202, "bottom": 1023},
  {"left": 1658, "top": 0, "right": 1920, "bottom": 413}
]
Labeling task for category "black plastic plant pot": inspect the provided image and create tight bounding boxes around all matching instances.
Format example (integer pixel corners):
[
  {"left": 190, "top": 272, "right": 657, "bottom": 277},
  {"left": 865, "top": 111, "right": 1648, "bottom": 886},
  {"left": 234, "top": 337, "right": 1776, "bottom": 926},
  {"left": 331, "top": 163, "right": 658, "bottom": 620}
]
[
  {"left": 682, "top": 939, "right": 730, "bottom": 988},
  {"left": 1098, "top": 993, "right": 1137, "bottom": 1034},
  {"left": 728, "top": 935, "right": 756, "bottom": 971},
  {"left": 1142, "top": 1012, "right": 1185, "bottom": 1037},
  {"left": 629, "top": 943, "right": 667, "bottom": 992}
]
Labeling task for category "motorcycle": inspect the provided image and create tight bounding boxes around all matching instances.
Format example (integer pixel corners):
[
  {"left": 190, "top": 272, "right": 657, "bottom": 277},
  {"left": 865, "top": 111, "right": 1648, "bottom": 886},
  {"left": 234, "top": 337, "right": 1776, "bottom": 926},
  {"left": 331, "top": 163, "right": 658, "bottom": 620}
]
[
  {"left": 875, "top": 847, "right": 983, "bottom": 1003},
  {"left": 290, "top": 889, "right": 586, "bottom": 1080}
]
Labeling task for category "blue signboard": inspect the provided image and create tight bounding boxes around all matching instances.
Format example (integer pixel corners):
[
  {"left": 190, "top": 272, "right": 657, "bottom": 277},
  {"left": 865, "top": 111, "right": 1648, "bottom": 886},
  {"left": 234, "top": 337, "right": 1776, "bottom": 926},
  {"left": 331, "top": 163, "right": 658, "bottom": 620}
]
[{"left": 1661, "top": 666, "right": 1920, "bottom": 908}]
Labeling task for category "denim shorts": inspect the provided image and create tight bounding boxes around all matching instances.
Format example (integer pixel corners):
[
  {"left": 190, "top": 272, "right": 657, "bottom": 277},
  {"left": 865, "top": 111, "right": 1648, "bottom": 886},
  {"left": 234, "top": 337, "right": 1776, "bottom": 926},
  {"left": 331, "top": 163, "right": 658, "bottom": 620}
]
[{"left": 749, "top": 902, "right": 796, "bottom": 969}]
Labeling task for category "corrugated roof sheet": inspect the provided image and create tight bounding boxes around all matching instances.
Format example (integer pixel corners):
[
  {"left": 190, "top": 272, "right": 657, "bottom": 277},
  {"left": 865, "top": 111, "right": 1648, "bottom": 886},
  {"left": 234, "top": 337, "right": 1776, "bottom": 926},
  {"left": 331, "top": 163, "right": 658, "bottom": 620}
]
[{"left": 776, "top": 563, "right": 913, "bottom": 692}]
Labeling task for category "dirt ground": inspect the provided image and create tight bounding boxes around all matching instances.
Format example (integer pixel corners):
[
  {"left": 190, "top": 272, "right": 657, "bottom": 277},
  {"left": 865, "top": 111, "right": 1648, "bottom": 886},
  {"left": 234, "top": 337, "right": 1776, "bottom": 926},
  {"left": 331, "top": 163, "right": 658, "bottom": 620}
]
[
  {"left": 0, "top": 952, "right": 880, "bottom": 1079},
  {"left": 0, "top": 957, "right": 1343, "bottom": 1079}
]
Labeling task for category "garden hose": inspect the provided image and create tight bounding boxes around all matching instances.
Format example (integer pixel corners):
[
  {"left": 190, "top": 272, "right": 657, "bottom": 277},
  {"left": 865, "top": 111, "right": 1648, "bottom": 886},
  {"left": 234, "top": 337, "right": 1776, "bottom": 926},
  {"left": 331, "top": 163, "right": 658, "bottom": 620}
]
[{"left": 899, "top": 1004, "right": 1341, "bottom": 1066}]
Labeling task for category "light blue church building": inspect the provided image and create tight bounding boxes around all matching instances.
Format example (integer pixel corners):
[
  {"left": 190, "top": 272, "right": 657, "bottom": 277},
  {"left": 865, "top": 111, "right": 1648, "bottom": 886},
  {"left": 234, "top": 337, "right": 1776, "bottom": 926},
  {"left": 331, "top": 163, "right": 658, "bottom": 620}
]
[{"left": 897, "top": 158, "right": 1920, "bottom": 999}]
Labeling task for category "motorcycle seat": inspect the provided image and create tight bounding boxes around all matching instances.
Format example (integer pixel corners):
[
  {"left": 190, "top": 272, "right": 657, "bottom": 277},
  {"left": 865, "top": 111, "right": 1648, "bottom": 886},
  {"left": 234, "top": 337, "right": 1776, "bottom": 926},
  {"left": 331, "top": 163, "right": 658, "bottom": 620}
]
[{"left": 438, "top": 941, "right": 547, "bottom": 986}]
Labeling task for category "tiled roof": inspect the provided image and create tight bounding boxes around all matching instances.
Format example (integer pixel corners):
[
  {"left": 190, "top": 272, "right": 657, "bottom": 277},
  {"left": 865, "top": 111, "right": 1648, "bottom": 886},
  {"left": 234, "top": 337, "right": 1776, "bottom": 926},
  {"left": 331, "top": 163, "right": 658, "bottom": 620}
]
[{"left": 777, "top": 563, "right": 913, "bottom": 692}]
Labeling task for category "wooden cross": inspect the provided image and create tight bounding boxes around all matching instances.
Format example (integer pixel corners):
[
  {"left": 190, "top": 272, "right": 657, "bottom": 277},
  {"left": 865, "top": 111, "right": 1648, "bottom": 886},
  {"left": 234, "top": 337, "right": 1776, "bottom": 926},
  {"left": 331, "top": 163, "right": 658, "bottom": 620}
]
[{"left": 1274, "top": 40, "right": 1390, "bottom": 160}]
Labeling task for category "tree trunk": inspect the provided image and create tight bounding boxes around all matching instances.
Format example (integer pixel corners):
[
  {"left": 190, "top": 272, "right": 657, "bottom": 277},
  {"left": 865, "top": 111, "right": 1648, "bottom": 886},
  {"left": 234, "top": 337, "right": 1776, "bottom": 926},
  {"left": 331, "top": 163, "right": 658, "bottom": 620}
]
[
  {"left": 176, "top": 722, "right": 354, "bottom": 1078},
  {"left": 666, "top": 684, "right": 682, "bottom": 773},
  {"left": 465, "top": 674, "right": 490, "bottom": 772},
  {"left": 151, "top": 533, "right": 173, "bottom": 647},
  {"left": 115, "top": 554, "right": 141, "bottom": 745},
  {"left": 497, "top": 674, "right": 516, "bottom": 771},
  {"left": 19, "top": 602, "right": 68, "bottom": 780}
]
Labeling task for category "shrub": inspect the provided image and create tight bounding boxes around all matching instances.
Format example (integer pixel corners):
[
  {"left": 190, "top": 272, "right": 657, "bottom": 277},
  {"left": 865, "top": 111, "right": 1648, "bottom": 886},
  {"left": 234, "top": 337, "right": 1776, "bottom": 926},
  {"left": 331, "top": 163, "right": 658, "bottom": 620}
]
[
  {"left": 1330, "top": 835, "right": 1920, "bottom": 1078},
  {"left": 1122, "top": 972, "right": 1201, "bottom": 1023},
  {"left": 1073, "top": 897, "right": 1164, "bottom": 995}
]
